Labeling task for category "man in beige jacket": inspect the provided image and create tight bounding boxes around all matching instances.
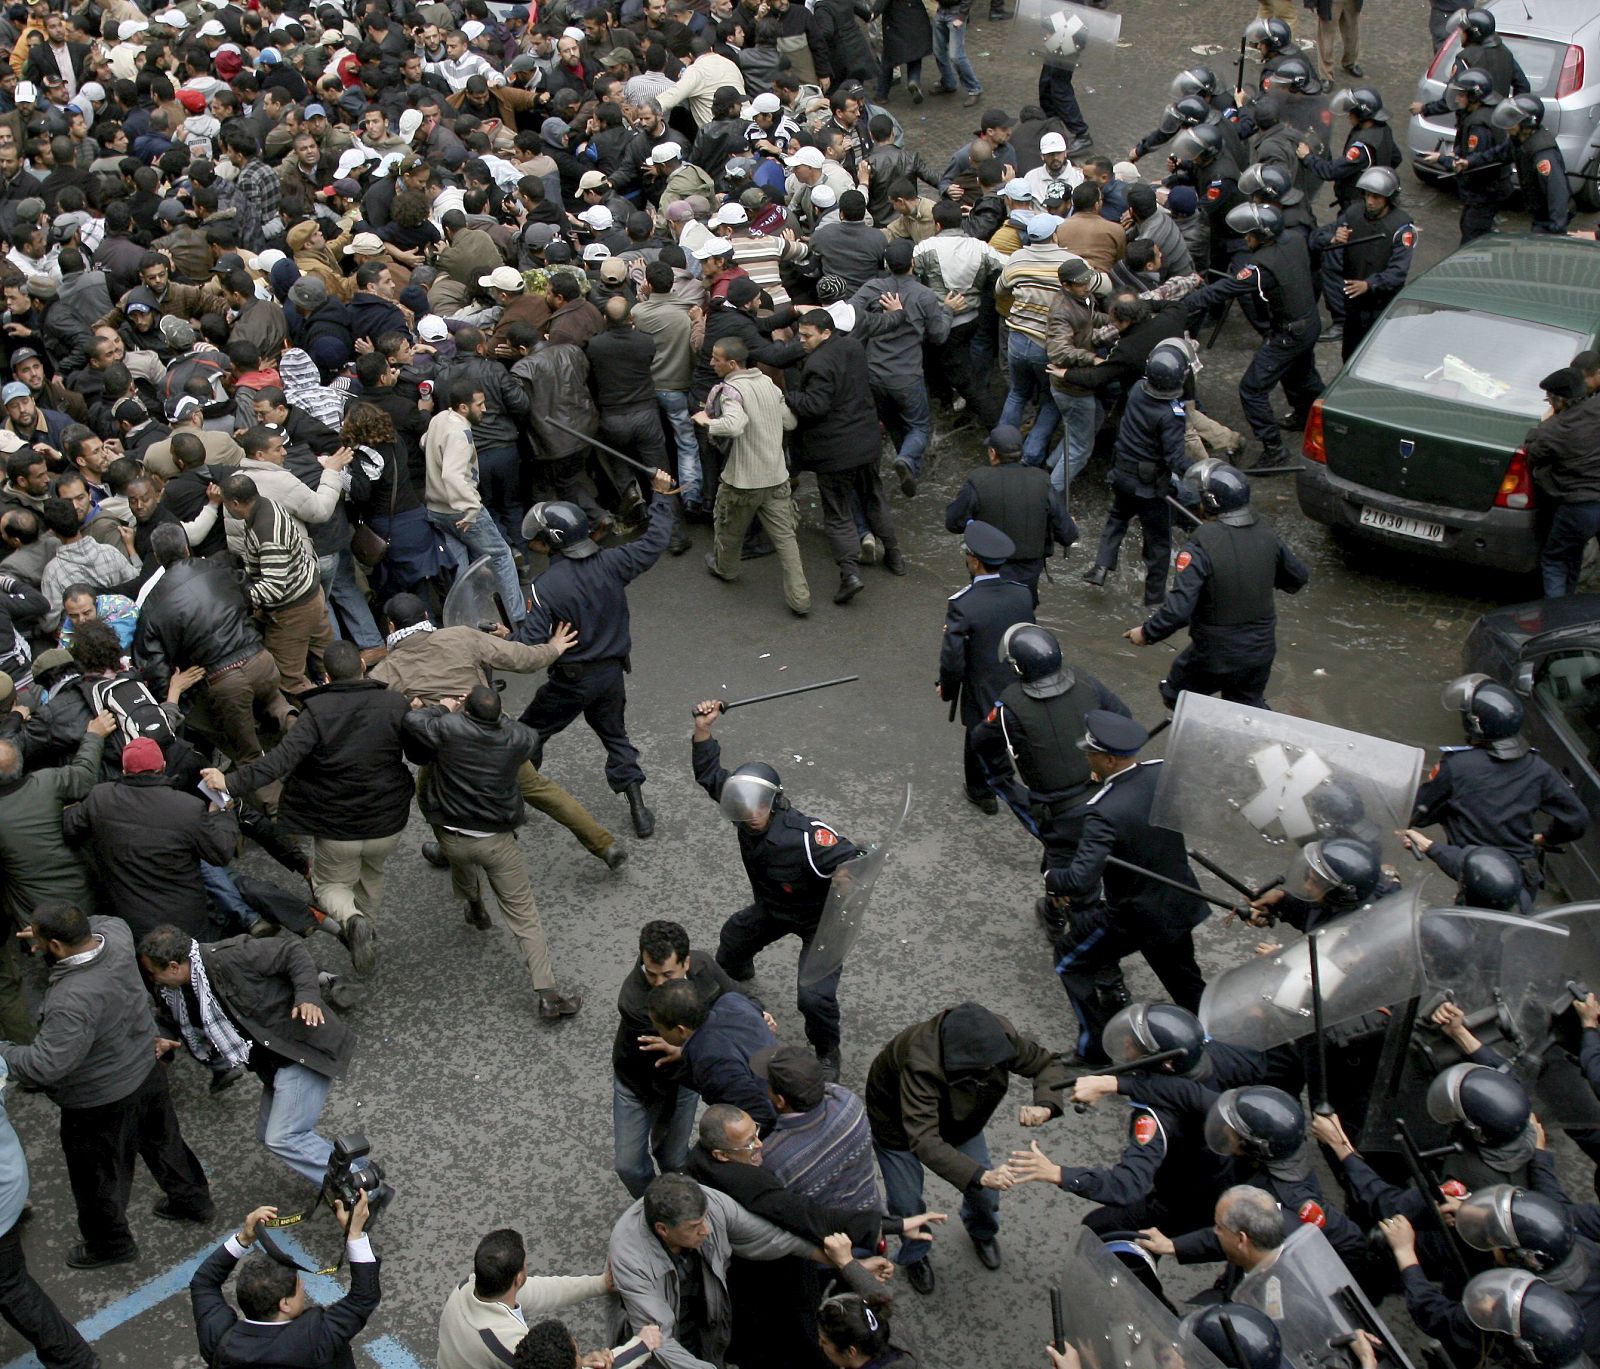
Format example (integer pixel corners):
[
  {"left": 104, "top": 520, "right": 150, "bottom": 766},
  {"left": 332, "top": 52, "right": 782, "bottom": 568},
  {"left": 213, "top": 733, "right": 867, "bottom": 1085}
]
[
  {"left": 694, "top": 338, "right": 810, "bottom": 617},
  {"left": 223, "top": 425, "right": 350, "bottom": 556}
]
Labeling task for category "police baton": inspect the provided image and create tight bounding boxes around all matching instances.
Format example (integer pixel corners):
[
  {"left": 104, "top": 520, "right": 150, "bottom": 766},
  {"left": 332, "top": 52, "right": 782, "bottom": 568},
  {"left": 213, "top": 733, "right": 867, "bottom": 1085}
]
[
  {"left": 1393, "top": 1117, "right": 1473, "bottom": 1284},
  {"left": 1307, "top": 930, "right": 1335, "bottom": 1117},
  {"left": 1188, "top": 846, "right": 1279, "bottom": 902},
  {"left": 1103, "top": 854, "right": 1251, "bottom": 918},
  {"left": 542, "top": 414, "right": 681, "bottom": 489},
  {"left": 696, "top": 675, "right": 860, "bottom": 716},
  {"left": 1165, "top": 495, "right": 1200, "bottom": 527}
]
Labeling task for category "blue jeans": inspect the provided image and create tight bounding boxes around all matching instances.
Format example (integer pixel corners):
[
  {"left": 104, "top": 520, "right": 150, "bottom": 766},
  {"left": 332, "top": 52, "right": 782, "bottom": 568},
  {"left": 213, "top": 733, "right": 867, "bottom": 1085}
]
[
  {"left": 201, "top": 862, "right": 256, "bottom": 932},
  {"left": 613, "top": 1075, "right": 699, "bottom": 1199},
  {"left": 316, "top": 550, "right": 383, "bottom": 649},
  {"left": 477, "top": 444, "right": 526, "bottom": 554},
  {"left": 873, "top": 379, "right": 931, "bottom": 474},
  {"left": 657, "top": 389, "right": 703, "bottom": 507},
  {"left": 1048, "top": 387, "right": 1098, "bottom": 490},
  {"left": 932, "top": 11, "right": 981, "bottom": 93},
  {"left": 1542, "top": 501, "right": 1600, "bottom": 598},
  {"left": 1000, "top": 332, "right": 1061, "bottom": 468},
  {"left": 876, "top": 57, "right": 924, "bottom": 99},
  {"left": 428, "top": 508, "right": 526, "bottom": 624},
  {"left": 876, "top": 1131, "right": 999, "bottom": 1262},
  {"left": 255, "top": 1063, "right": 334, "bottom": 1185}
]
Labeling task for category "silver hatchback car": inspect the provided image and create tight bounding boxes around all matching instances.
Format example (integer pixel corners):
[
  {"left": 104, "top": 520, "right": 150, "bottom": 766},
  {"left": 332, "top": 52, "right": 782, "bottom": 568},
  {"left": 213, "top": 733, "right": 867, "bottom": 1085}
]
[{"left": 1406, "top": 0, "right": 1600, "bottom": 207}]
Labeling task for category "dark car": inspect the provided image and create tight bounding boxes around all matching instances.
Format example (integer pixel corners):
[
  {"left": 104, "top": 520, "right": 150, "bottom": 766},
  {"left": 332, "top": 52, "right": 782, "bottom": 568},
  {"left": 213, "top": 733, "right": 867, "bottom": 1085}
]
[
  {"left": 1298, "top": 234, "right": 1600, "bottom": 574},
  {"left": 1463, "top": 593, "right": 1600, "bottom": 898}
]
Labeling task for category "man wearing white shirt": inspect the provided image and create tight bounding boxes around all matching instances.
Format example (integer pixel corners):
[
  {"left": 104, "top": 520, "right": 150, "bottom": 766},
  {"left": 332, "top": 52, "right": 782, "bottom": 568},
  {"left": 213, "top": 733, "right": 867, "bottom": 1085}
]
[
  {"left": 190, "top": 1194, "right": 380, "bottom": 1369},
  {"left": 423, "top": 30, "right": 505, "bottom": 93}
]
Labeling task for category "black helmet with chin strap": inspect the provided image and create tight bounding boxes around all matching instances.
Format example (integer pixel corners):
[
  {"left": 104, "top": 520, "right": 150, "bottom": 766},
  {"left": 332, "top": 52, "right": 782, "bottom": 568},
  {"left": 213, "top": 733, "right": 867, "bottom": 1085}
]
[
  {"left": 1000, "top": 623, "right": 1073, "bottom": 699},
  {"left": 1183, "top": 458, "right": 1253, "bottom": 526},
  {"left": 522, "top": 501, "right": 599, "bottom": 558}
]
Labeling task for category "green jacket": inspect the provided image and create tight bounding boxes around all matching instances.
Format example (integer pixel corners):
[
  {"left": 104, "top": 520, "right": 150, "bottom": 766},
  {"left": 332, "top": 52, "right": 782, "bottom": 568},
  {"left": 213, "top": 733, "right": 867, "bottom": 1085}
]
[{"left": 0, "top": 731, "right": 102, "bottom": 925}]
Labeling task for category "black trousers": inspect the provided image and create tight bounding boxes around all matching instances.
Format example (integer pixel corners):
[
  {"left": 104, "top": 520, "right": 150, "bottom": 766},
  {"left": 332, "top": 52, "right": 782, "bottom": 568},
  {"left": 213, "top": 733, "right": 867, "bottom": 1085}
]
[
  {"left": 1038, "top": 65, "right": 1089, "bottom": 137},
  {"left": 522, "top": 657, "right": 644, "bottom": 792},
  {"left": 1056, "top": 923, "right": 1204, "bottom": 1063},
  {"left": 1340, "top": 297, "right": 1387, "bottom": 361},
  {"left": 1160, "top": 646, "right": 1274, "bottom": 710},
  {"left": 598, "top": 405, "right": 669, "bottom": 508},
  {"left": 0, "top": 1219, "right": 97, "bottom": 1368},
  {"left": 1094, "top": 487, "right": 1171, "bottom": 605},
  {"left": 815, "top": 466, "right": 898, "bottom": 573},
  {"left": 716, "top": 903, "right": 842, "bottom": 1053},
  {"left": 931, "top": 318, "right": 1002, "bottom": 429},
  {"left": 534, "top": 452, "right": 607, "bottom": 525},
  {"left": 1459, "top": 196, "right": 1498, "bottom": 246},
  {"left": 60, "top": 1065, "right": 210, "bottom": 1260}
]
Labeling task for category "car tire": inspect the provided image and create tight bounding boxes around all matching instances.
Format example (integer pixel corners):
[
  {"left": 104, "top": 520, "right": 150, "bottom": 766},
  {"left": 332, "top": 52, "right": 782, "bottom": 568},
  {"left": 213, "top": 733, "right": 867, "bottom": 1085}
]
[{"left": 1578, "top": 156, "right": 1600, "bottom": 213}]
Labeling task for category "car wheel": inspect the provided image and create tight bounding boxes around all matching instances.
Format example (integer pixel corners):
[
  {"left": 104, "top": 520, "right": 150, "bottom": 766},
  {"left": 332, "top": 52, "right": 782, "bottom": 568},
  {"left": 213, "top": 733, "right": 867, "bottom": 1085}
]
[{"left": 1579, "top": 156, "right": 1600, "bottom": 213}]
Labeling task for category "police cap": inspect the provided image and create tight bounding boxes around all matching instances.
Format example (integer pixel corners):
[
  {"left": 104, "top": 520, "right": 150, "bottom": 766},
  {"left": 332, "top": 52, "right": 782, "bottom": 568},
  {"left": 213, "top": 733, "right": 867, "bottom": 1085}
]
[
  {"left": 1077, "top": 709, "right": 1149, "bottom": 757},
  {"left": 961, "top": 520, "right": 1016, "bottom": 566}
]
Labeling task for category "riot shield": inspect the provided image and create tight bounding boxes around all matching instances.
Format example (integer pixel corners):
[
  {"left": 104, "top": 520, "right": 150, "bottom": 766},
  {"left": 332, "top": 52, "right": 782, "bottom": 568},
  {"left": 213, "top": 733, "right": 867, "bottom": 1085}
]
[
  {"left": 440, "top": 556, "right": 510, "bottom": 632},
  {"left": 1056, "top": 1226, "right": 1229, "bottom": 1369},
  {"left": 1272, "top": 89, "right": 1334, "bottom": 148},
  {"left": 800, "top": 785, "right": 911, "bottom": 986},
  {"left": 1014, "top": 0, "right": 1121, "bottom": 69},
  {"left": 1234, "top": 1225, "right": 1417, "bottom": 1369},
  {"left": 1150, "top": 694, "right": 1426, "bottom": 895},
  {"left": 1357, "top": 909, "right": 1576, "bottom": 1151},
  {"left": 1199, "top": 886, "right": 1433, "bottom": 1051}
]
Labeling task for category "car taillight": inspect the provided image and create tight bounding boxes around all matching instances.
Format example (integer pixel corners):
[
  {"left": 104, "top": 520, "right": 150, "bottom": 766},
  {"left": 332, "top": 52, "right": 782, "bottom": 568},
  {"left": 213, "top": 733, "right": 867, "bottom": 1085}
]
[
  {"left": 1426, "top": 34, "right": 1460, "bottom": 82},
  {"left": 1495, "top": 447, "right": 1534, "bottom": 510},
  {"left": 1302, "top": 399, "right": 1326, "bottom": 463},
  {"left": 1556, "top": 43, "right": 1585, "bottom": 99}
]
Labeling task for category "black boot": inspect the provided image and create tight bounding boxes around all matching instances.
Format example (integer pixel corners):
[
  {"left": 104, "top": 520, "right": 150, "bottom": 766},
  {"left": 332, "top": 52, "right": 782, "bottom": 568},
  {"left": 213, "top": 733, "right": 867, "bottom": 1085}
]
[
  {"left": 625, "top": 782, "right": 655, "bottom": 838},
  {"left": 668, "top": 496, "right": 692, "bottom": 556}
]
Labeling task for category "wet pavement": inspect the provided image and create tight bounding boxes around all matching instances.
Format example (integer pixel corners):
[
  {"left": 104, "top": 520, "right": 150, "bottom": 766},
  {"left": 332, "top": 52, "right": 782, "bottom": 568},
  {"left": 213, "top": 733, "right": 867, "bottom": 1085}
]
[{"left": 9, "top": 5, "right": 1600, "bottom": 1367}]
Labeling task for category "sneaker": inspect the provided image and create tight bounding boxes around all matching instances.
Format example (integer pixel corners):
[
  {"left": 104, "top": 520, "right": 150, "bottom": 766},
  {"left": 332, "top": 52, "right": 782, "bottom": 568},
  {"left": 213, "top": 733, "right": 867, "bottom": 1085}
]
[
  {"left": 909, "top": 82, "right": 923, "bottom": 103},
  {"left": 67, "top": 1243, "right": 137, "bottom": 1270},
  {"left": 464, "top": 898, "right": 492, "bottom": 930},
  {"left": 906, "top": 1258, "right": 936, "bottom": 1295},
  {"left": 894, "top": 458, "right": 918, "bottom": 497},
  {"left": 152, "top": 1198, "right": 215, "bottom": 1224},
  {"left": 538, "top": 988, "right": 583, "bottom": 1021},
  {"left": 704, "top": 551, "right": 736, "bottom": 582},
  {"left": 963, "top": 91, "right": 980, "bottom": 107},
  {"left": 343, "top": 914, "right": 378, "bottom": 978},
  {"left": 859, "top": 533, "right": 881, "bottom": 565}
]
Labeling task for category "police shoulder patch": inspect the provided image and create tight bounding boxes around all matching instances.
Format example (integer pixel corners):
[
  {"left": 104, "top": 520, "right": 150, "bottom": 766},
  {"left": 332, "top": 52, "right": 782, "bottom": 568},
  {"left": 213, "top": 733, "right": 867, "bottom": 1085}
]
[
  {"left": 986, "top": 705, "right": 1000, "bottom": 724},
  {"left": 1133, "top": 1113, "right": 1159, "bottom": 1145},
  {"left": 1206, "top": 185, "right": 1222, "bottom": 200},
  {"left": 1297, "top": 1199, "right": 1326, "bottom": 1228},
  {"left": 1175, "top": 550, "right": 1192, "bottom": 571},
  {"left": 1400, "top": 228, "right": 1416, "bottom": 248},
  {"left": 812, "top": 825, "right": 838, "bottom": 847},
  {"left": 1235, "top": 266, "right": 1253, "bottom": 281},
  {"left": 1537, "top": 158, "right": 1552, "bottom": 176},
  {"left": 1344, "top": 145, "right": 1363, "bottom": 162},
  {"left": 1466, "top": 133, "right": 1481, "bottom": 151}
]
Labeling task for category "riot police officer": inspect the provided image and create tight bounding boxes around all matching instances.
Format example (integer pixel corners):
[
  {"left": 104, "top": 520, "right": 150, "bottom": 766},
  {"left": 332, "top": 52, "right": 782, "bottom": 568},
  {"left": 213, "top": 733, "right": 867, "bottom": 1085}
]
[
  {"left": 1046, "top": 710, "right": 1210, "bottom": 1062},
  {"left": 1240, "top": 17, "right": 1300, "bottom": 99},
  {"left": 691, "top": 700, "right": 860, "bottom": 1079},
  {"left": 1166, "top": 126, "right": 1246, "bottom": 275},
  {"left": 1239, "top": 162, "right": 1316, "bottom": 242},
  {"left": 1259, "top": 55, "right": 1335, "bottom": 148},
  {"left": 1082, "top": 349, "right": 1192, "bottom": 608},
  {"left": 1427, "top": 1062, "right": 1537, "bottom": 1189},
  {"left": 1451, "top": 8, "right": 1531, "bottom": 100},
  {"left": 1125, "top": 459, "right": 1310, "bottom": 710},
  {"left": 1075, "top": 1001, "right": 1307, "bottom": 1100},
  {"left": 1248, "top": 836, "right": 1383, "bottom": 933},
  {"left": 1414, "top": 68, "right": 1511, "bottom": 246},
  {"left": 1412, "top": 675, "right": 1589, "bottom": 900},
  {"left": 1248, "top": 107, "right": 1324, "bottom": 219},
  {"left": 1183, "top": 204, "right": 1325, "bottom": 466},
  {"left": 1128, "top": 69, "right": 1237, "bottom": 164},
  {"left": 519, "top": 474, "right": 675, "bottom": 839},
  {"left": 1401, "top": 830, "right": 1529, "bottom": 911},
  {"left": 938, "top": 521, "right": 1035, "bottom": 815},
  {"left": 1309, "top": 166, "right": 1415, "bottom": 357},
  {"left": 1494, "top": 96, "right": 1571, "bottom": 235},
  {"left": 943, "top": 425, "right": 1078, "bottom": 606},
  {"left": 968, "top": 624, "right": 1129, "bottom": 933},
  {"left": 1301, "top": 86, "right": 1401, "bottom": 212},
  {"left": 1180, "top": 1305, "right": 1283, "bottom": 1369}
]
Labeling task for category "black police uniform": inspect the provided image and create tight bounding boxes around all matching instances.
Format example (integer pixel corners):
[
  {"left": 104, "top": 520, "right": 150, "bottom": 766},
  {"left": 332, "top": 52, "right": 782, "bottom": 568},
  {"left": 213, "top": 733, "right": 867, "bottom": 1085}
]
[
  {"left": 1253, "top": 122, "right": 1326, "bottom": 211},
  {"left": 1513, "top": 129, "right": 1571, "bottom": 234},
  {"left": 1303, "top": 121, "right": 1401, "bottom": 208},
  {"left": 1089, "top": 380, "right": 1191, "bottom": 607},
  {"left": 1047, "top": 755, "right": 1210, "bottom": 1062},
  {"left": 517, "top": 493, "right": 672, "bottom": 791},
  {"left": 1142, "top": 508, "right": 1310, "bottom": 709},
  {"left": 1411, "top": 743, "right": 1588, "bottom": 895},
  {"left": 970, "top": 669, "right": 1130, "bottom": 869},
  {"left": 695, "top": 737, "right": 860, "bottom": 1056},
  {"left": 1184, "top": 231, "right": 1324, "bottom": 451},
  {"left": 1419, "top": 96, "right": 1510, "bottom": 245},
  {"left": 1454, "top": 39, "right": 1531, "bottom": 101},
  {"left": 939, "top": 559, "right": 1035, "bottom": 804},
  {"left": 1310, "top": 199, "right": 1415, "bottom": 357},
  {"left": 944, "top": 461, "right": 1077, "bottom": 605}
]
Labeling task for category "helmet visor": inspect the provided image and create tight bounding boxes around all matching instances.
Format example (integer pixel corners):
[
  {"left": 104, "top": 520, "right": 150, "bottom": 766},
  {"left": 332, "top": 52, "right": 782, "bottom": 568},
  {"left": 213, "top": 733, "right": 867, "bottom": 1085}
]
[
  {"left": 1465, "top": 1268, "right": 1536, "bottom": 1337},
  {"left": 1442, "top": 672, "right": 1491, "bottom": 713},
  {"left": 719, "top": 773, "right": 779, "bottom": 824},
  {"left": 1456, "top": 1186, "right": 1522, "bottom": 1252},
  {"left": 1490, "top": 97, "right": 1528, "bottom": 130},
  {"left": 1101, "top": 1004, "right": 1155, "bottom": 1066},
  {"left": 1203, "top": 1089, "right": 1245, "bottom": 1156},
  {"left": 1285, "top": 842, "right": 1340, "bottom": 901},
  {"left": 1426, "top": 1061, "right": 1477, "bottom": 1125},
  {"left": 1169, "top": 71, "right": 1203, "bottom": 101},
  {"left": 1183, "top": 456, "right": 1225, "bottom": 498},
  {"left": 1446, "top": 6, "right": 1470, "bottom": 31}
]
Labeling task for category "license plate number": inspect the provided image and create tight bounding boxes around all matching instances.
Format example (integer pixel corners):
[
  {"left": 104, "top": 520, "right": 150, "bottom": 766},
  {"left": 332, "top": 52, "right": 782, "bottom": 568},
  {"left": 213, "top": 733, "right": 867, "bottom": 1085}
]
[{"left": 1359, "top": 507, "right": 1445, "bottom": 543}]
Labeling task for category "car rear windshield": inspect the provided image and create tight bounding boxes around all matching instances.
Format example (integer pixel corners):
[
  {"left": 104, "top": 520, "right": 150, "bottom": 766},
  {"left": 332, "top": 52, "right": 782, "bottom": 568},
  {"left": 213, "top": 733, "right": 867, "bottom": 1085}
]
[
  {"left": 1432, "top": 33, "right": 1567, "bottom": 96},
  {"left": 1346, "top": 300, "right": 1585, "bottom": 418}
]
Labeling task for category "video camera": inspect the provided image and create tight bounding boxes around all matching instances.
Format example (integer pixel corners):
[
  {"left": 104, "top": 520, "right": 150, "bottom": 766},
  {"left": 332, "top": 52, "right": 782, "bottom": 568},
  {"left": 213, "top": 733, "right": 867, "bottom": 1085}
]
[{"left": 321, "top": 1133, "right": 394, "bottom": 1224}]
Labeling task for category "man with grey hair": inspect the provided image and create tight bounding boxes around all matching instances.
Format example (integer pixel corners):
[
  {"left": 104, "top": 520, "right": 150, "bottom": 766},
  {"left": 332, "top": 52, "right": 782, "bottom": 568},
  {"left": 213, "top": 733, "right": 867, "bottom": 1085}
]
[{"left": 1135, "top": 1183, "right": 1287, "bottom": 1294}]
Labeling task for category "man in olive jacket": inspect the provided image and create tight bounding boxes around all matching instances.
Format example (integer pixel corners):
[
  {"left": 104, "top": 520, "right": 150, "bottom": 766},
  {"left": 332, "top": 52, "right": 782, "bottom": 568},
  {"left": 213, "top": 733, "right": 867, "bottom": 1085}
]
[
  {"left": 865, "top": 1000, "right": 1068, "bottom": 1292},
  {"left": 139, "top": 923, "right": 356, "bottom": 1185}
]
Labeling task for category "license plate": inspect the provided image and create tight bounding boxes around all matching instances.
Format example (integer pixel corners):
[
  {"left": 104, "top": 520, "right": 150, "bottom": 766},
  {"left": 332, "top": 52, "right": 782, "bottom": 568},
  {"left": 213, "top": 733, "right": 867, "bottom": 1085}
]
[{"left": 1359, "top": 506, "right": 1445, "bottom": 543}]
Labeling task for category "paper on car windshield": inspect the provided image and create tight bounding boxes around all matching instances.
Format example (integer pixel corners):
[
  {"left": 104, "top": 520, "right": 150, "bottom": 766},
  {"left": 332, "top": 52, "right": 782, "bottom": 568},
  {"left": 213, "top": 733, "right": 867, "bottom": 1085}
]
[{"left": 1436, "top": 354, "right": 1510, "bottom": 402}]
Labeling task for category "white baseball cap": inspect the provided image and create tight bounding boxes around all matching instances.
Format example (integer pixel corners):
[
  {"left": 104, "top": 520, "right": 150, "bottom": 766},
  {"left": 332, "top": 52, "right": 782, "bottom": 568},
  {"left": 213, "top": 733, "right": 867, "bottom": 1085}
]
[
  {"left": 118, "top": 19, "right": 149, "bottom": 39},
  {"left": 250, "top": 249, "right": 287, "bottom": 273},
  {"left": 649, "top": 142, "right": 681, "bottom": 164},
  {"left": 478, "top": 265, "right": 526, "bottom": 291},
  {"left": 825, "top": 301, "right": 856, "bottom": 332},
  {"left": 582, "top": 242, "right": 612, "bottom": 261},
  {"left": 461, "top": 19, "right": 485, "bottom": 39},
  {"left": 318, "top": 27, "right": 344, "bottom": 44},
  {"left": 197, "top": 19, "right": 227, "bottom": 37},
  {"left": 709, "top": 202, "right": 748, "bottom": 227},
  {"left": 784, "top": 145, "right": 824, "bottom": 170},
  {"left": 745, "top": 92, "right": 781, "bottom": 116},
  {"left": 578, "top": 204, "right": 614, "bottom": 230},
  {"left": 398, "top": 109, "right": 424, "bottom": 140},
  {"left": 14, "top": 83, "right": 36, "bottom": 103},
  {"left": 418, "top": 314, "right": 448, "bottom": 342},
  {"left": 154, "top": 8, "right": 188, "bottom": 25},
  {"left": 692, "top": 237, "right": 735, "bottom": 260}
]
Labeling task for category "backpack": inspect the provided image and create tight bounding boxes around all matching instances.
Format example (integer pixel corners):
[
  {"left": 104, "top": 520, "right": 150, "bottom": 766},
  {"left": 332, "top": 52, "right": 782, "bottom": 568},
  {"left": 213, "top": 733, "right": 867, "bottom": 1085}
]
[{"left": 90, "top": 674, "right": 176, "bottom": 748}]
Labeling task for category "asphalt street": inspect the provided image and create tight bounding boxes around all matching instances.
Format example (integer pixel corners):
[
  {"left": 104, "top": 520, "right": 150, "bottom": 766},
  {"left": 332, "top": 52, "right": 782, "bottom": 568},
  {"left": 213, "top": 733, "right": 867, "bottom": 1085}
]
[{"left": 8, "top": 3, "right": 1600, "bottom": 1366}]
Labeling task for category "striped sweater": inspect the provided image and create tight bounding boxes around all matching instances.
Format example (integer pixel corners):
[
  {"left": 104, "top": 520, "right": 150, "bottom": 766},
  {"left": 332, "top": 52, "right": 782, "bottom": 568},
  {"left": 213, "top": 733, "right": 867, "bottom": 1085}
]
[
  {"left": 762, "top": 1083, "right": 882, "bottom": 1215},
  {"left": 997, "top": 242, "right": 1072, "bottom": 345},
  {"left": 238, "top": 496, "right": 320, "bottom": 610}
]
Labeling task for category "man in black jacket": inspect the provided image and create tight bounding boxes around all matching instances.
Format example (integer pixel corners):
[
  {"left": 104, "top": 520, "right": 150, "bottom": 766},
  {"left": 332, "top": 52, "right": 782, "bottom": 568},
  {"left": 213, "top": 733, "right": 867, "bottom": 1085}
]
[
  {"left": 402, "top": 685, "right": 582, "bottom": 1021},
  {"left": 587, "top": 298, "right": 670, "bottom": 528},
  {"left": 140, "top": 922, "right": 356, "bottom": 1185},
  {"left": 203, "top": 641, "right": 411, "bottom": 980},
  {"left": 438, "top": 325, "right": 534, "bottom": 553},
  {"left": 1525, "top": 367, "right": 1600, "bottom": 599},
  {"left": 190, "top": 1194, "right": 379, "bottom": 1369}
]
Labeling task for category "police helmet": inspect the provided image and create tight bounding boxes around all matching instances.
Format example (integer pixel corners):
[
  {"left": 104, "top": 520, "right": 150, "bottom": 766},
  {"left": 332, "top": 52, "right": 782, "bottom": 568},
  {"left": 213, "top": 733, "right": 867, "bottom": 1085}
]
[
  {"left": 1170, "top": 66, "right": 1220, "bottom": 101},
  {"left": 1331, "top": 85, "right": 1387, "bottom": 122},
  {"left": 1304, "top": 776, "right": 1367, "bottom": 838},
  {"left": 1458, "top": 846, "right": 1525, "bottom": 912},
  {"left": 1102, "top": 1003, "right": 1207, "bottom": 1074},
  {"left": 1465, "top": 1271, "right": 1587, "bottom": 1369},
  {"left": 1491, "top": 94, "right": 1546, "bottom": 132},
  {"left": 1204, "top": 1086, "right": 1306, "bottom": 1161},
  {"left": 1170, "top": 94, "right": 1213, "bottom": 128},
  {"left": 1170, "top": 123, "right": 1225, "bottom": 167},
  {"left": 1426, "top": 1062, "right": 1532, "bottom": 1147},
  {"left": 1265, "top": 54, "right": 1319, "bottom": 95},
  {"left": 1442, "top": 673, "right": 1526, "bottom": 750},
  {"left": 1183, "top": 458, "right": 1253, "bottom": 525},
  {"left": 1243, "top": 16, "right": 1293, "bottom": 52},
  {"left": 1238, "top": 162, "right": 1298, "bottom": 205},
  {"left": 1180, "top": 1305, "right": 1283, "bottom": 1369},
  {"left": 1452, "top": 67, "right": 1496, "bottom": 105},
  {"left": 1288, "top": 836, "right": 1381, "bottom": 905},
  {"left": 1456, "top": 1186, "right": 1577, "bottom": 1275},
  {"left": 718, "top": 762, "right": 784, "bottom": 824},
  {"left": 1000, "top": 622, "right": 1064, "bottom": 682},
  {"left": 521, "top": 500, "right": 598, "bottom": 558},
  {"left": 1144, "top": 348, "right": 1189, "bottom": 400},
  {"left": 1225, "top": 201, "right": 1283, "bottom": 241},
  {"left": 1355, "top": 166, "right": 1401, "bottom": 199},
  {"left": 1455, "top": 7, "right": 1497, "bottom": 42}
]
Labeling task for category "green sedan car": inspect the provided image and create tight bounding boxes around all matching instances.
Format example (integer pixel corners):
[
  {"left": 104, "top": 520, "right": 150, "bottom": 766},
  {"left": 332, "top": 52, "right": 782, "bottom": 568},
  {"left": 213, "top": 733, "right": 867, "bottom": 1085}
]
[{"left": 1297, "top": 234, "right": 1600, "bottom": 573}]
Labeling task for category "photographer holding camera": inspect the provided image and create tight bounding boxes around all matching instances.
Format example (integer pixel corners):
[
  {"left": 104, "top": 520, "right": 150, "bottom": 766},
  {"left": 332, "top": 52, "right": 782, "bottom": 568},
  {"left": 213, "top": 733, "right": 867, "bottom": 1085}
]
[{"left": 190, "top": 1192, "right": 380, "bottom": 1369}]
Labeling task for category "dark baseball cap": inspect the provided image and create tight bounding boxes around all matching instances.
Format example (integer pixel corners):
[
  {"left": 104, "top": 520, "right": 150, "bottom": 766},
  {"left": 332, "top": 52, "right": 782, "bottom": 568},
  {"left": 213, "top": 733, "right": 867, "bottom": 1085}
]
[
  {"left": 751, "top": 1044, "right": 826, "bottom": 1110},
  {"left": 1541, "top": 367, "right": 1587, "bottom": 401}
]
